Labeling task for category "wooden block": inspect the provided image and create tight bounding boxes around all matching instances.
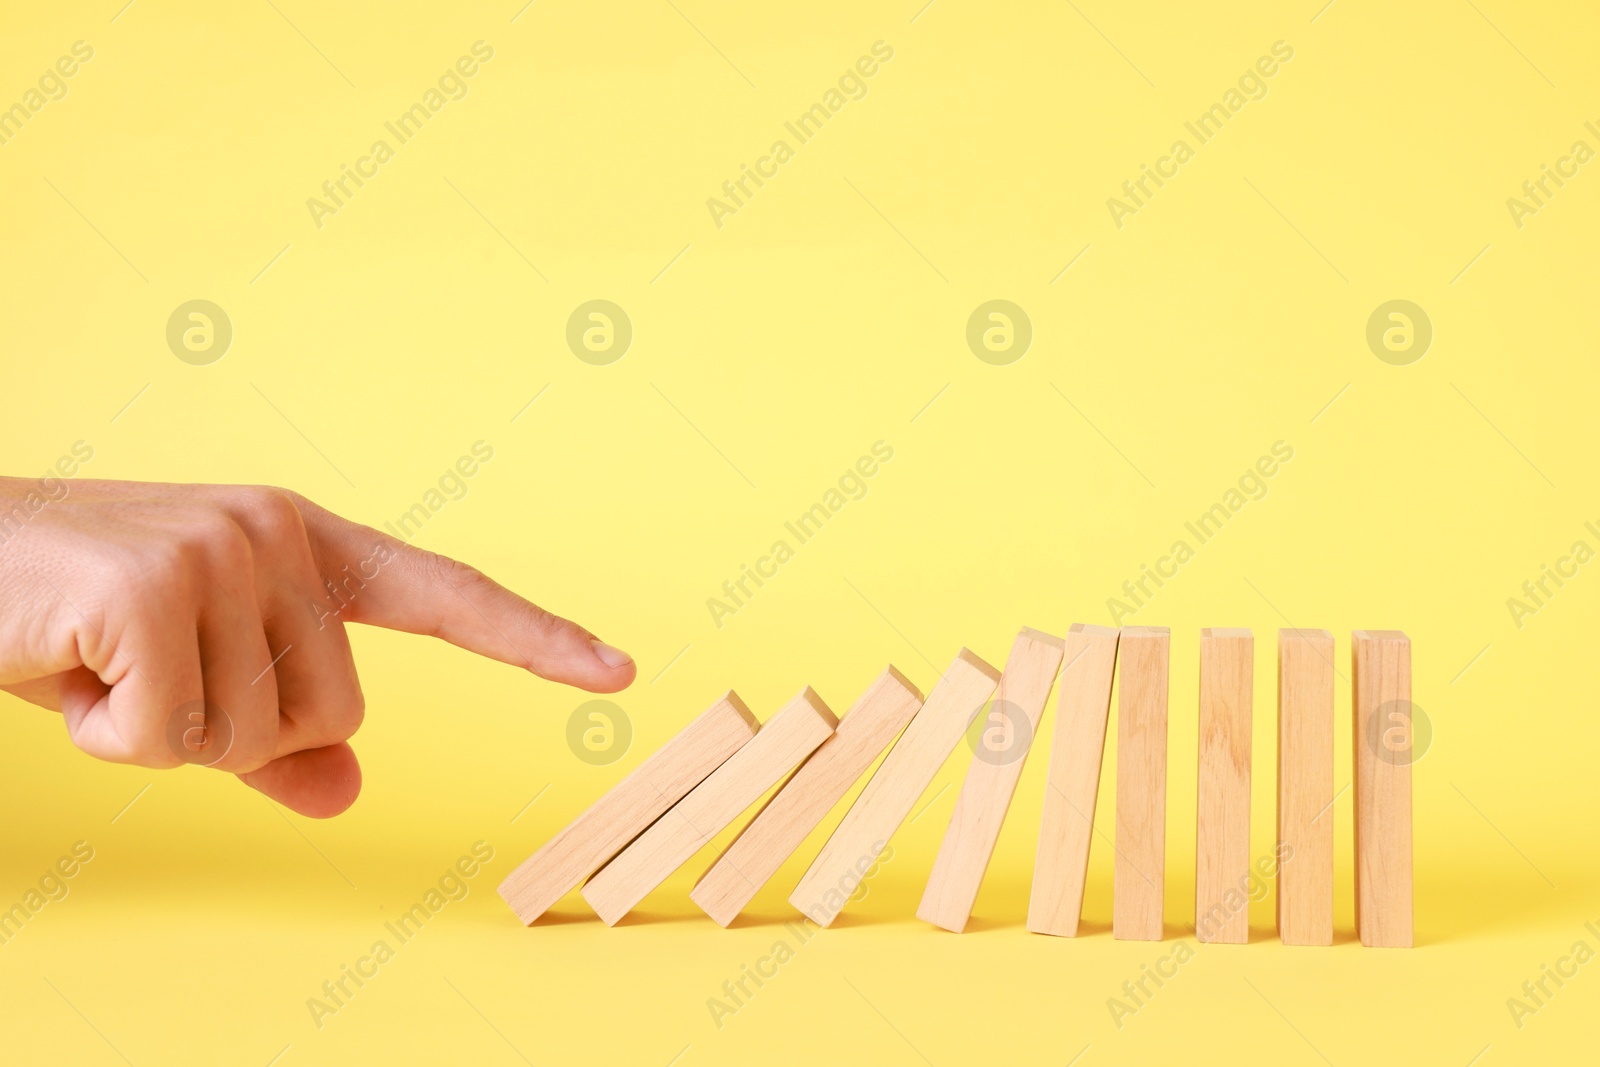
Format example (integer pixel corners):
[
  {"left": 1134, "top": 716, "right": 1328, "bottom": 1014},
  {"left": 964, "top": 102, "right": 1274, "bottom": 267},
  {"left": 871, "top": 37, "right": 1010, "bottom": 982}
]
[
  {"left": 690, "top": 667, "right": 924, "bottom": 927},
  {"left": 497, "top": 692, "right": 759, "bottom": 924},
  {"left": 790, "top": 649, "right": 1002, "bottom": 926},
  {"left": 1114, "top": 626, "right": 1169, "bottom": 941},
  {"left": 918, "top": 628, "right": 1066, "bottom": 932},
  {"left": 1277, "top": 628, "right": 1334, "bottom": 946},
  {"left": 1027, "top": 623, "right": 1119, "bottom": 937},
  {"left": 1353, "top": 630, "right": 1414, "bottom": 948},
  {"left": 581, "top": 689, "right": 838, "bottom": 926},
  {"left": 1195, "top": 628, "right": 1253, "bottom": 944}
]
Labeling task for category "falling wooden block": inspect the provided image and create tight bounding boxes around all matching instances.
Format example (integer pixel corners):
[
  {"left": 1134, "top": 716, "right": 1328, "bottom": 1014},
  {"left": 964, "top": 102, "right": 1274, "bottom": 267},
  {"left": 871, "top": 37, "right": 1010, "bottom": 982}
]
[
  {"left": 690, "top": 667, "right": 925, "bottom": 927},
  {"left": 1277, "top": 628, "right": 1334, "bottom": 946},
  {"left": 790, "top": 649, "right": 1001, "bottom": 926},
  {"left": 581, "top": 689, "right": 838, "bottom": 926},
  {"left": 1027, "top": 623, "right": 1120, "bottom": 937},
  {"left": 1353, "top": 630, "right": 1414, "bottom": 948},
  {"left": 497, "top": 692, "right": 759, "bottom": 924},
  {"left": 1114, "top": 625, "right": 1169, "bottom": 941},
  {"left": 918, "top": 628, "right": 1065, "bottom": 932},
  {"left": 1195, "top": 628, "right": 1253, "bottom": 944}
]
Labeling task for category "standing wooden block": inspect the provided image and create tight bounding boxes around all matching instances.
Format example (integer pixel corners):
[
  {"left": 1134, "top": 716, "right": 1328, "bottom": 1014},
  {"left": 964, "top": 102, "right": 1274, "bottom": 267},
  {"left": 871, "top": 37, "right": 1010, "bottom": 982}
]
[
  {"left": 1027, "top": 623, "right": 1120, "bottom": 937},
  {"left": 1195, "top": 628, "right": 1253, "bottom": 944},
  {"left": 1353, "top": 630, "right": 1414, "bottom": 948},
  {"left": 690, "top": 667, "right": 925, "bottom": 927},
  {"left": 1114, "top": 626, "right": 1169, "bottom": 941},
  {"left": 497, "top": 692, "right": 759, "bottom": 924},
  {"left": 918, "top": 629, "right": 1065, "bottom": 932},
  {"left": 1277, "top": 628, "right": 1334, "bottom": 946},
  {"left": 790, "top": 649, "right": 1001, "bottom": 926},
  {"left": 580, "top": 689, "right": 838, "bottom": 925}
]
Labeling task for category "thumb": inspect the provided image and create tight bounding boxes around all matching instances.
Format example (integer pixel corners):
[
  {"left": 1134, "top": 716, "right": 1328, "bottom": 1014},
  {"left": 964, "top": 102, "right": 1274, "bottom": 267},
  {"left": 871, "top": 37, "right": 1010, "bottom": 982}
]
[
  {"left": 296, "top": 499, "right": 636, "bottom": 693},
  {"left": 239, "top": 742, "right": 362, "bottom": 818}
]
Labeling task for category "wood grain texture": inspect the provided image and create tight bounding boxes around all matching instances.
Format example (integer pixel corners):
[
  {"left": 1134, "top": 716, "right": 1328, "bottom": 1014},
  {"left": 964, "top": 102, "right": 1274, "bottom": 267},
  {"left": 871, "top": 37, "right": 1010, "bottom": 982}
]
[
  {"left": 1353, "top": 630, "right": 1414, "bottom": 948},
  {"left": 497, "top": 692, "right": 759, "bottom": 924},
  {"left": 581, "top": 690, "right": 838, "bottom": 926},
  {"left": 917, "top": 629, "right": 1066, "bottom": 932},
  {"left": 1277, "top": 628, "right": 1334, "bottom": 946},
  {"left": 789, "top": 649, "right": 1001, "bottom": 926},
  {"left": 690, "top": 667, "right": 925, "bottom": 927},
  {"left": 1027, "top": 623, "right": 1120, "bottom": 937},
  {"left": 1114, "top": 626, "right": 1169, "bottom": 941},
  {"left": 1195, "top": 628, "right": 1253, "bottom": 944}
]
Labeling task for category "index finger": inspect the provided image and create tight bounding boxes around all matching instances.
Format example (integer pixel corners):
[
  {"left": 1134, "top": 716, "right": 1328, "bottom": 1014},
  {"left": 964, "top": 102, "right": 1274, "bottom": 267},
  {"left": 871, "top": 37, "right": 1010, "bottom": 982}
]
[{"left": 290, "top": 495, "right": 635, "bottom": 693}]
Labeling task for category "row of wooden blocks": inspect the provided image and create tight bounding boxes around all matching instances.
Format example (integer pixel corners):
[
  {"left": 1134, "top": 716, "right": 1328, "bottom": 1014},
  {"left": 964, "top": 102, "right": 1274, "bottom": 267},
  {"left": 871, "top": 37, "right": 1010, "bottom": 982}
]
[{"left": 497, "top": 625, "right": 1413, "bottom": 947}]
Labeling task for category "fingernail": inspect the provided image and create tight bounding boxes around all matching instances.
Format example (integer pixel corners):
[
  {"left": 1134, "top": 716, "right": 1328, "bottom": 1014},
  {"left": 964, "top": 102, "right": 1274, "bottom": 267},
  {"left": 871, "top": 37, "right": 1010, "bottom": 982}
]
[{"left": 590, "top": 639, "right": 633, "bottom": 669}]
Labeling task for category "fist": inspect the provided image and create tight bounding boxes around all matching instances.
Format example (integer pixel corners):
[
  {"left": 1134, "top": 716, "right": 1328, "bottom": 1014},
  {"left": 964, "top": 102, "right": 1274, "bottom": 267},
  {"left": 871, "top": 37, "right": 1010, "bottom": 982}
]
[{"left": 0, "top": 479, "right": 635, "bottom": 817}]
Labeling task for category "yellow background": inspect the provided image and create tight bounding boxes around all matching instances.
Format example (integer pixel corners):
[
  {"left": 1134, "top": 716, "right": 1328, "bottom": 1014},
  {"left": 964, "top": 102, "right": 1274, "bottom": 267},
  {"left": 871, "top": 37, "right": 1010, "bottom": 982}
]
[{"left": 2, "top": 0, "right": 1596, "bottom": 1063}]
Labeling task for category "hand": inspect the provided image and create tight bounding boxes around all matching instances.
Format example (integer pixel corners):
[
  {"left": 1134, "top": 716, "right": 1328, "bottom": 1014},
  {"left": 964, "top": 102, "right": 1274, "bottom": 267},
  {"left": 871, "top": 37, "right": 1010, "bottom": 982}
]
[{"left": 0, "top": 478, "right": 635, "bottom": 817}]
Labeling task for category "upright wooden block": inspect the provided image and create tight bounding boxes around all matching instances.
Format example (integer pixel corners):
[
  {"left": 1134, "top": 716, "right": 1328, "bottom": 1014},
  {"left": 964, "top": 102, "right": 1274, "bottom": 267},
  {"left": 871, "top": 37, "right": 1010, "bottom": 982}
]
[
  {"left": 918, "top": 629, "right": 1065, "bottom": 932},
  {"left": 1027, "top": 624, "right": 1119, "bottom": 937},
  {"left": 690, "top": 667, "right": 925, "bottom": 927},
  {"left": 1353, "top": 630, "right": 1414, "bottom": 948},
  {"left": 790, "top": 649, "right": 1002, "bottom": 926},
  {"left": 1195, "top": 628, "right": 1253, "bottom": 944},
  {"left": 497, "top": 693, "right": 759, "bottom": 924},
  {"left": 580, "top": 689, "right": 838, "bottom": 925},
  {"left": 1114, "top": 626, "right": 1169, "bottom": 941},
  {"left": 1277, "top": 628, "right": 1334, "bottom": 946}
]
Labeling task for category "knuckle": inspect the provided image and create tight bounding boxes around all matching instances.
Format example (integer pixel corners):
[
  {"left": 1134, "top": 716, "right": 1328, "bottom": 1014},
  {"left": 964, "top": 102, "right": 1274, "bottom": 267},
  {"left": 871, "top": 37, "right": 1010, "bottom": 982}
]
[
  {"left": 522, "top": 601, "right": 568, "bottom": 641},
  {"left": 418, "top": 552, "right": 490, "bottom": 637},
  {"left": 222, "top": 710, "right": 280, "bottom": 774},
  {"left": 305, "top": 684, "right": 365, "bottom": 744},
  {"left": 275, "top": 487, "right": 323, "bottom": 524},
  {"left": 183, "top": 512, "right": 253, "bottom": 573},
  {"left": 422, "top": 550, "right": 485, "bottom": 593},
  {"left": 123, "top": 540, "right": 198, "bottom": 600},
  {"left": 231, "top": 486, "right": 307, "bottom": 548},
  {"left": 72, "top": 730, "right": 180, "bottom": 769},
  {"left": 117, "top": 511, "right": 248, "bottom": 588}
]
